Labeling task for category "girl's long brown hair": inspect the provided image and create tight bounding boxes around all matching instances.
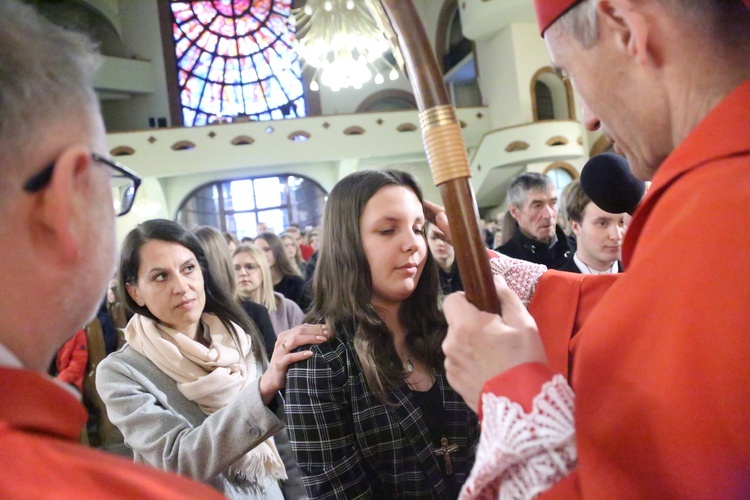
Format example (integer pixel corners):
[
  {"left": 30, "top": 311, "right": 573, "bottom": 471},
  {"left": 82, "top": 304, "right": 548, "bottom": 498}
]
[
  {"left": 304, "top": 169, "right": 446, "bottom": 402},
  {"left": 255, "top": 231, "right": 302, "bottom": 278}
]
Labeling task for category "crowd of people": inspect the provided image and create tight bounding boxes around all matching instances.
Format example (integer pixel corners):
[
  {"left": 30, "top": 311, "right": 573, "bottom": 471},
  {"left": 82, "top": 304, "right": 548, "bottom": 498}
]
[{"left": 2, "top": 0, "right": 749, "bottom": 498}]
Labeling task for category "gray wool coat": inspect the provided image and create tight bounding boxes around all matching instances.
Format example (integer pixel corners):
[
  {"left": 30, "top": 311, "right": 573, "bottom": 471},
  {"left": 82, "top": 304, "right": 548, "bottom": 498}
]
[{"left": 96, "top": 345, "right": 307, "bottom": 499}]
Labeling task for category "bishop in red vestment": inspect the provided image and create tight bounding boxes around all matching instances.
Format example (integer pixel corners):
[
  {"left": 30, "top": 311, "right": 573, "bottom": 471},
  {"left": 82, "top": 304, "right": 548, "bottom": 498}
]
[{"left": 442, "top": 1, "right": 750, "bottom": 497}]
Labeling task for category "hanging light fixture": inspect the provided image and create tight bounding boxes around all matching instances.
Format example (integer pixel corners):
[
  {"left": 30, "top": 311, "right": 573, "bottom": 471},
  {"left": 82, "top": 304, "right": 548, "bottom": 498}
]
[{"left": 291, "top": 0, "right": 400, "bottom": 92}]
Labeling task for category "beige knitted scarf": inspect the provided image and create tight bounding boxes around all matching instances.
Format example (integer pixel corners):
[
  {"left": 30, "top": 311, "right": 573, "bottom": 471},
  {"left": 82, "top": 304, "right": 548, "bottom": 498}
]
[{"left": 125, "top": 313, "right": 287, "bottom": 489}]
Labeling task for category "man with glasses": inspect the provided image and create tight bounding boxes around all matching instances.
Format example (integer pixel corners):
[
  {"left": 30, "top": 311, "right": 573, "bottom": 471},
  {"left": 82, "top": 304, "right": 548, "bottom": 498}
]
[
  {"left": 0, "top": 1, "right": 221, "bottom": 496},
  {"left": 23, "top": 153, "right": 141, "bottom": 217}
]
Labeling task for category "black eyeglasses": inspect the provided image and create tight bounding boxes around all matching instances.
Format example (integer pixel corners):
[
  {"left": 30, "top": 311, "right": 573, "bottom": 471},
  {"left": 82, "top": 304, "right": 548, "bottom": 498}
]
[{"left": 23, "top": 152, "right": 142, "bottom": 216}]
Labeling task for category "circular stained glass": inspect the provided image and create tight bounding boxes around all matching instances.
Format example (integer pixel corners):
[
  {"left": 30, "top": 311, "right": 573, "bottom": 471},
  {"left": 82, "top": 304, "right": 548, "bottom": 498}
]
[{"left": 170, "top": 0, "right": 306, "bottom": 126}]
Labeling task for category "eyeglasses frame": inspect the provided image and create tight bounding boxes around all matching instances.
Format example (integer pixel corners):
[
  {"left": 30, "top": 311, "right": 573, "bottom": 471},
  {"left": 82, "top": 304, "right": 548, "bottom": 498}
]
[{"left": 23, "top": 152, "right": 142, "bottom": 216}]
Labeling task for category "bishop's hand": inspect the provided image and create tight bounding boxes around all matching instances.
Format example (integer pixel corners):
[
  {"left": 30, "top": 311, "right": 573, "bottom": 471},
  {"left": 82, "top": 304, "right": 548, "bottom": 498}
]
[{"left": 442, "top": 275, "right": 547, "bottom": 412}]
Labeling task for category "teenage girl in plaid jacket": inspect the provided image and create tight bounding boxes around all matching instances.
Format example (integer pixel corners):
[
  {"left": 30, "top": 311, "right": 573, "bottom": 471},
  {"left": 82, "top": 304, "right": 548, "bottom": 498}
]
[{"left": 286, "top": 170, "right": 479, "bottom": 499}]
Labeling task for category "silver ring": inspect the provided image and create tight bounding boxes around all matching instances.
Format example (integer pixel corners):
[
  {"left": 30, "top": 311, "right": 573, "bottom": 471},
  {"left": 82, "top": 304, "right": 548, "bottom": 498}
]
[{"left": 281, "top": 340, "right": 289, "bottom": 352}]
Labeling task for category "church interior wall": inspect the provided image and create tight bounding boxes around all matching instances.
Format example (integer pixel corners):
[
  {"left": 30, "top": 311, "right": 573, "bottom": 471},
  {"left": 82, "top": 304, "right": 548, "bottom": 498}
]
[
  {"left": 475, "top": 25, "right": 523, "bottom": 130},
  {"left": 82, "top": 0, "right": 121, "bottom": 34},
  {"left": 510, "top": 23, "right": 568, "bottom": 123},
  {"left": 314, "top": 75, "right": 416, "bottom": 116},
  {"left": 68, "top": 0, "right": 597, "bottom": 239},
  {"left": 105, "top": 105, "right": 490, "bottom": 241},
  {"left": 98, "top": 0, "right": 172, "bottom": 132}
]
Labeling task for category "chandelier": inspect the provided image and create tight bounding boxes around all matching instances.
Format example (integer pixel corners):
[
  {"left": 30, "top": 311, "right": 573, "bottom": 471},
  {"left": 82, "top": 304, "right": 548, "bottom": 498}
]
[{"left": 291, "top": 0, "right": 400, "bottom": 91}]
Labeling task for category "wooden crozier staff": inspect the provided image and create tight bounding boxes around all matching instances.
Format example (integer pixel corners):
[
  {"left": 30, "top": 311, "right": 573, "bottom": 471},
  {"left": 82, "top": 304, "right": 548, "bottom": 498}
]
[{"left": 371, "top": 0, "right": 501, "bottom": 314}]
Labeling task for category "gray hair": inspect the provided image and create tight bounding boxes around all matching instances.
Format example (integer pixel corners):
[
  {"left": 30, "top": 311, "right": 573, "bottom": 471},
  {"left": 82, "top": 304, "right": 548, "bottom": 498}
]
[
  {"left": 0, "top": 0, "right": 100, "bottom": 198},
  {"left": 555, "top": 0, "right": 599, "bottom": 48},
  {"left": 554, "top": 0, "right": 747, "bottom": 48},
  {"left": 507, "top": 172, "right": 555, "bottom": 208}
]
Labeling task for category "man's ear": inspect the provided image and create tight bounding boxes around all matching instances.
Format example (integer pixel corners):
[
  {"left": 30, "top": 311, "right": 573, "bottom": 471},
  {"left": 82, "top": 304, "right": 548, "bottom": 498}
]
[
  {"left": 508, "top": 205, "right": 520, "bottom": 221},
  {"left": 36, "top": 146, "right": 93, "bottom": 263},
  {"left": 597, "top": 0, "right": 651, "bottom": 65},
  {"left": 570, "top": 219, "right": 582, "bottom": 236},
  {"left": 126, "top": 282, "right": 145, "bottom": 307}
]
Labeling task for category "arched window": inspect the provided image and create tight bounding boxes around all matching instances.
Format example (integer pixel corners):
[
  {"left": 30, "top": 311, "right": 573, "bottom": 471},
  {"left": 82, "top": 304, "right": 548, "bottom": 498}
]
[
  {"left": 176, "top": 174, "right": 326, "bottom": 238},
  {"left": 534, "top": 80, "right": 554, "bottom": 120},
  {"left": 544, "top": 162, "right": 579, "bottom": 192},
  {"left": 444, "top": 6, "right": 470, "bottom": 73},
  {"left": 356, "top": 89, "right": 417, "bottom": 113},
  {"left": 169, "top": 0, "right": 306, "bottom": 126},
  {"left": 531, "top": 67, "right": 575, "bottom": 121}
]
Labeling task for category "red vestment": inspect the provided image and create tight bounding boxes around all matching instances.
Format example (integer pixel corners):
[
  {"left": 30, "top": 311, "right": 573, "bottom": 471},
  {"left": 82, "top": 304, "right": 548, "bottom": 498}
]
[
  {"left": 471, "top": 80, "right": 750, "bottom": 498},
  {"left": 0, "top": 367, "right": 223, "bottom": 498}
]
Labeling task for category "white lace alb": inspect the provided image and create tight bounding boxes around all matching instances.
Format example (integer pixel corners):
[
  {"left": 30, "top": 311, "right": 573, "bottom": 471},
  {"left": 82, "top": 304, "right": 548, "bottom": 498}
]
[
  {"left": 460, "top": 375, "right": 577, "bottom": 499},
  {"left": 488, "top": 253, "right": 547, "bottom": 307}
]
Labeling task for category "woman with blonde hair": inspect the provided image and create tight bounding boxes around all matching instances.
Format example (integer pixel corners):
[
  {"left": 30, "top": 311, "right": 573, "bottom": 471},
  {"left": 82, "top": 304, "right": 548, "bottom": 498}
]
[
  {"left": 193, "top": 226, "right": 277, "bottom": 359},
  {"left": 232, "top": 244, "right": 304, "bottom": 336},
  {"left": 278, "top": 232, "right": 307, "bottom": 277},
  {"left": 253, "top": 232, "right": 310, "bottom": 311}
]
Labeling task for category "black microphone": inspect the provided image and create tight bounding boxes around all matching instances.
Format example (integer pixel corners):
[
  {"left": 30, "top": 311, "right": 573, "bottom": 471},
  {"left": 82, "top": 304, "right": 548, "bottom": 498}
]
[{"left": 580, "top": 153, "right": 645, "bottom": 215}]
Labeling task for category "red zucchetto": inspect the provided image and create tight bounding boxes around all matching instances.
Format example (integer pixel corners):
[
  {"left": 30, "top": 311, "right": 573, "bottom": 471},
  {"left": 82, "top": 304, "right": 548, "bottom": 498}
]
[
  {"left": 534, "top": 0, "right": 584, "bottom": 35},
  {"left": 536, "top": 0, "right": 750, "bottom": 36}
]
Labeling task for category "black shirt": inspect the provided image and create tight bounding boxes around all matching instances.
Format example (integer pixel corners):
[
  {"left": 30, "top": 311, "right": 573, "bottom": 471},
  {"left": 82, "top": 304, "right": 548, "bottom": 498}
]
[
  {"left": 438, "top": 262, "right": 464, "bottom": 295},
  {"left": 240, "top": 299, "right": 277, "bottom": 360},
  {"left": 274, "top": 274, "right": 311, "bottom": 312},
  {"left": 410, "top": 382, "right": 463, "bottom": 498}
]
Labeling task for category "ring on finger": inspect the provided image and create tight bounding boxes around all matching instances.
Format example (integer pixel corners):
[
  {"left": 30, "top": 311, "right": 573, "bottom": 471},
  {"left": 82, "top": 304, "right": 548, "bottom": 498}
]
[{"left": 281, "top": 340, "right": 289, "bottom": 352}]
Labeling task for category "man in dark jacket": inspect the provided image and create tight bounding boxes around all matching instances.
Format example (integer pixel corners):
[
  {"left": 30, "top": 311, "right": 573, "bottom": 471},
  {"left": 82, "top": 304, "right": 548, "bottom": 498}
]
[{"left": 495, "top": 172, "right": 573, "bottom": 269}]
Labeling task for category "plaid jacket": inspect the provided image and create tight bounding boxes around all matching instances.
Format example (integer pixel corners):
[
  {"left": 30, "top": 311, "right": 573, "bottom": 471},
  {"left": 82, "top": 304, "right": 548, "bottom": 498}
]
[{"left": 286, "top": 325, "right": 479, "bottom": 499}]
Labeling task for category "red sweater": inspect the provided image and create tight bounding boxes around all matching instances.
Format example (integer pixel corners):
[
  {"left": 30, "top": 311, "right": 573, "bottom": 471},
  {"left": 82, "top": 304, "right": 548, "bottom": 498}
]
[{"left": 54, "top": 329, "right": 88, "bottom": 393}]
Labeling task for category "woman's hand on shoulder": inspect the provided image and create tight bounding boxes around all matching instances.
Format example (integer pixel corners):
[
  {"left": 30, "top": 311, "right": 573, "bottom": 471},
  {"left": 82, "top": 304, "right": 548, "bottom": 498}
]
[{"left": 258, "top": 323, "right": 329, "bottom": 404}]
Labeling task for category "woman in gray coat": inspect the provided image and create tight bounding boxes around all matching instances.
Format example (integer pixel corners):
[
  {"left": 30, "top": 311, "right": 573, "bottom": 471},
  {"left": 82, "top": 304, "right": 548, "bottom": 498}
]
[{"left": 97, "top": 219, "right": 326, "bottom": 499}]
